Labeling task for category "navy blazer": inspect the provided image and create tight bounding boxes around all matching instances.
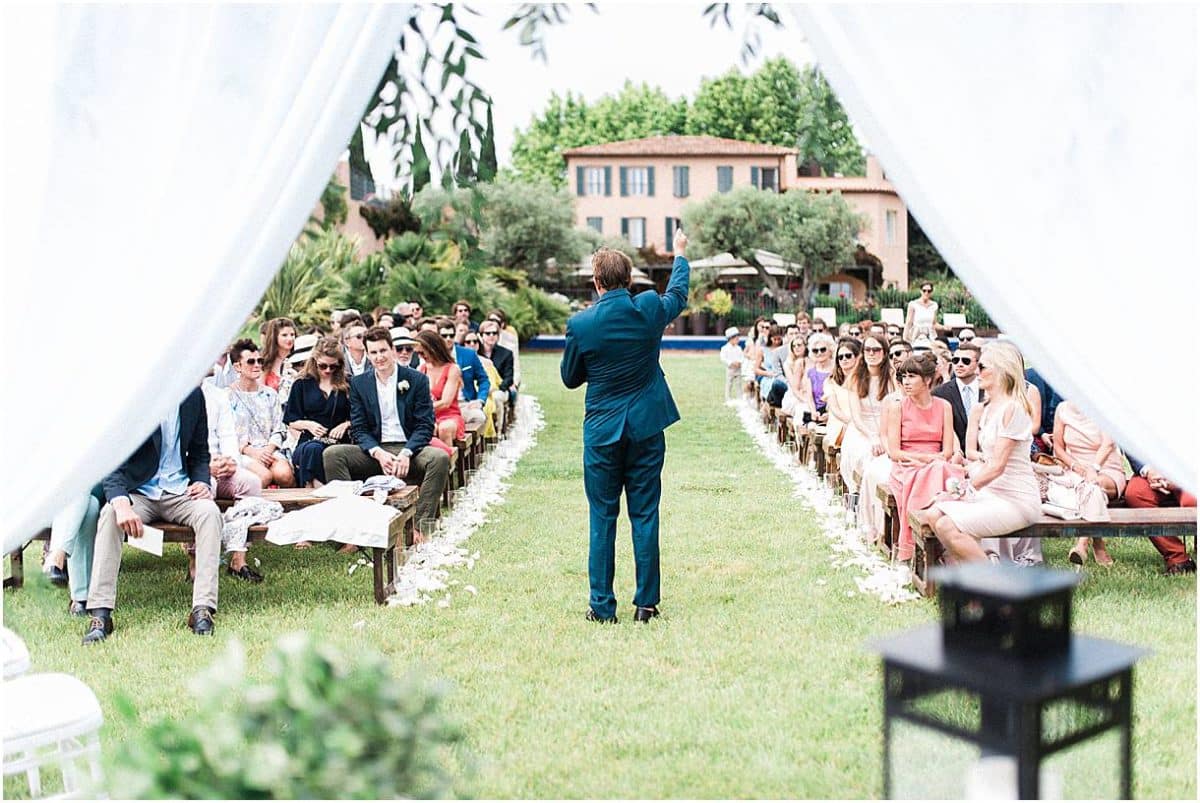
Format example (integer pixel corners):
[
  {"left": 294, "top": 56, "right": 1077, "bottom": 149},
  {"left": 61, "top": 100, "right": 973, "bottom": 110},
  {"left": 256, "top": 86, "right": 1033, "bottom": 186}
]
[
  {"left": 103, "top": 388, "right": 210, "bottom": 502},
  {"left": 560, "top": 255, "right": 689, "bottom": 446},
  {"left": 348, "top": 363, "right": 435, "bottom": 456},
  {"left": 454, "top": 344, "right": 490, "bottom": 402},
  {"left": 485, "top": 343, "right": 515, "bottom": 392},
  {"left": 933, "top": 379, "right": 985, "bottom": 453}
]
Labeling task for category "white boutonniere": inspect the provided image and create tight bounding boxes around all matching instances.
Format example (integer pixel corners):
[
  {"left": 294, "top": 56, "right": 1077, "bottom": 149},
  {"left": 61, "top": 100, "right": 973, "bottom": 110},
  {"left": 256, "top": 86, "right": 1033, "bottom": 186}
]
[{"left": 397, "top": 380, "right": 410, "bottom": 395}]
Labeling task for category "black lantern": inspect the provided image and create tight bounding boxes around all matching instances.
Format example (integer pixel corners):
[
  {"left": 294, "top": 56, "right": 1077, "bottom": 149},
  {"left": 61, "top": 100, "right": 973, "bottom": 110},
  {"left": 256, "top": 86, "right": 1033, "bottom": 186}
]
[{"left": 870, "top": 563, "right": 1147, "bottom": 799}]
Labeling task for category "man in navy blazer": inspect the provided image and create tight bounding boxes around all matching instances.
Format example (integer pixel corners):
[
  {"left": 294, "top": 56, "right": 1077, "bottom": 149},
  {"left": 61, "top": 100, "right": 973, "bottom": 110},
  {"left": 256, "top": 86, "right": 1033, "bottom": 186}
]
[
  {"left": 323, "top": 326, "right": 450, "bottom": 537},
  {"left": 561, "top": 228, "right": 690, "bottom": 623},
  {"left": 84, "top": 387, "right": 222, "bottom": 643}
]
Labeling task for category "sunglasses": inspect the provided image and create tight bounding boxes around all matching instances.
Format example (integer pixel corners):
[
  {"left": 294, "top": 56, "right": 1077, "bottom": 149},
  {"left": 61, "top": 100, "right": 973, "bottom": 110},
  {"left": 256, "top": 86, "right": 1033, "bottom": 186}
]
[
  {"left": 481, "top": 330, "right": 499, "bottom": 336},
  {"left": 959, "top": 335, "right": 975, "bottom": 342},
  {"left": 810, "top": 347, "right": 828, "bottom": 354},
  {"left": 848, "top": 329, "right": 861, "bottom": 336},
  {"left": 863, "top": 345, "right": 884, "bottom": 354},
  {"left": 978, "top": 363, "right": 990, "bottom": 371},
  {"left": 921, "top": 287, "right": 933, "bottom": 293},
  {"left": 439, "top": 332, "right": 456, "bottom": 339},
  {"left": 837, "top": 353, "right": 856, "bottom": 361},
  {"left": 888, "top": 328, "right": 901, "bottom": 336},
  {"left": 396, "top": 346, "right": 413, "bottom": 353},
  {"left": 241, "top": 357, "right": 263, "bottom": 366},
  {"left": 464, "top": 338, "right": 480, "bottom": 345},
  {"left": 950, "top": 356, "right": 974, "bottom": 365},
  {"left": 890, "top": 350, "right": 909, "bottom": 359},
  {"left": 316, "top": 361, "right": 339, "bottom": 371}
]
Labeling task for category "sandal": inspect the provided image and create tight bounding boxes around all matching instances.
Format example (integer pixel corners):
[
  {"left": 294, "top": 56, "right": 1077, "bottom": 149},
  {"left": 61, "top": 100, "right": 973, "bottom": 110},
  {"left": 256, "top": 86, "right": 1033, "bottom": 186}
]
[
  {"left": 1092, "top": 543, "right": 1114, "bottom": 568},
  {"left": 227, "top": 564, "right": 264, "bottom": 583},
  {"left": 293, "top": 541, "right": 313, "bottom": 551}
]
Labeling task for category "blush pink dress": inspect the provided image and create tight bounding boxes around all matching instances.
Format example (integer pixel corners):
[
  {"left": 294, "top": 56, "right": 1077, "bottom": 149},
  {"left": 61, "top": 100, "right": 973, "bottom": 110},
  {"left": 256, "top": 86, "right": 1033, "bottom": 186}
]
[{"left": 889, "top": 396, "right": 964, "bottom": 561}]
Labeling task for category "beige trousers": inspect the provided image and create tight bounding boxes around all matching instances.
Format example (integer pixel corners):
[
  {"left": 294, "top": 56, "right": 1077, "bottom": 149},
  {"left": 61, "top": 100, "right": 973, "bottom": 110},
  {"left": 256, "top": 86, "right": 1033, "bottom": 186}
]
[{"left": 88, "top": 492, "right": 222, "bottom": 612}]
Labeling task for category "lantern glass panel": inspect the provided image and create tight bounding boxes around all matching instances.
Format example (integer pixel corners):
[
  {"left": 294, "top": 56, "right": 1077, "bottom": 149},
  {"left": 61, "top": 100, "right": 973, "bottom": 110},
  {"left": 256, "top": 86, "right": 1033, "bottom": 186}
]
[
  {"left": 1040, "top": 729, "right": 1122, "bottom": 800},
  {"left": 888, "top": 717, "right": 980, "bottom": 800}
]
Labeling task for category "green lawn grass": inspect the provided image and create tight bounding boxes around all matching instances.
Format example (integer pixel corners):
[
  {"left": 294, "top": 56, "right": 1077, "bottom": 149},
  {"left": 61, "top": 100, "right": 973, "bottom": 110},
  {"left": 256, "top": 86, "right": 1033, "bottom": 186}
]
[{"left": 4, "top": 352, "right": 1195, "bottom": 799}]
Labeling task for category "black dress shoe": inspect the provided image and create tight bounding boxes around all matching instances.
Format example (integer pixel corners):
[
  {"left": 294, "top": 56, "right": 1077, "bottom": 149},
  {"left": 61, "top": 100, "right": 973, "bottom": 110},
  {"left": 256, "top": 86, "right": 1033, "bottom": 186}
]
[
  {"left": 81, "top": 612, "right": 113, "bottom": 645},
  {"left": 47, "top": 564, "right": 69, "bottom": 587},
  {"left": 634, "top": 605, "right": 661, "bottom": 623},
  {"left": 187, "top": 606, "right": 215, "bottom": 636},
  {"left": 68, "top": 600, "right": 88, "bottom": 617},
  {"left": 586, "top": 609, "right": 618, "bottom": 624},
  {"left": 227, "top": 564, "right": 264, "bottom": 583},
  {"left": 1164, "top": 559, "right": 1197, "bottom": 576}
]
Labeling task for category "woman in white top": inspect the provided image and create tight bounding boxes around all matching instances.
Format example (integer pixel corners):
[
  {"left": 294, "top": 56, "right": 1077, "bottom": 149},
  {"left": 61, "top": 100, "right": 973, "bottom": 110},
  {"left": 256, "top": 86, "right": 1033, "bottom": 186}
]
[
  {"left": 916, "top": 341, "right": 1042, "bottom": 562},
  {"left": 840, "top": 333, "right": 894, "bottom": 494},
  {"left": 903, "top": 281, "right": 939, "bottom": 343}
]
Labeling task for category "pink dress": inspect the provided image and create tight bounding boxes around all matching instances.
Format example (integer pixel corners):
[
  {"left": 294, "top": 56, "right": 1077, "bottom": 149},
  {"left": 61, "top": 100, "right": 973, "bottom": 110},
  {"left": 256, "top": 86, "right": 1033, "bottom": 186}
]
[
  {"left": 1056, "top": 401, "right": 1127, "bottom": 497},
  {"left": 422, "top": 363, "right": 465, "bottom": 440},
  {"left": 889, "top": 396, "right": 964, "bottom": 561},
  {"left": 932, "top": 400, "right": 1042, "bottom": 540}
]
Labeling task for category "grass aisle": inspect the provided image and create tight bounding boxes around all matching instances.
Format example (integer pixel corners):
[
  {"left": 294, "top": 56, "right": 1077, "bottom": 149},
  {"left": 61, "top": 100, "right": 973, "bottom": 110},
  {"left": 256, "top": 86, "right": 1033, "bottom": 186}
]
[{"left": 4, "top": 353, "right": 1195, "bottom": 798}]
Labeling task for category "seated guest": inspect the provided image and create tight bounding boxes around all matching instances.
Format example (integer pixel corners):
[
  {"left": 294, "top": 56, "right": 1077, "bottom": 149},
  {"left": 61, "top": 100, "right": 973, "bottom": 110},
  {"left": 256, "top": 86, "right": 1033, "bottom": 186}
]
[
  {"left": 795, "top": 311, "right": 812, "bottom": 340},
  {"left": 756, "top": 325, "right": 786, "bottom": 403},
  {"left": 322, "top": 327, "right": 450, "bottom": 542},
  {"left": 45, "top": 487, "right": 103, "bottom": 617},
  {"left": 841, "top": 333, "right": 894, "bottom": 497},
  {"left": 408, "top": 300, "right": 425, "bottom": 321},
  {"left": 463, "top": 330, "right": 505, "bottom": 437},
  {"left": 930, "top": 339, "right": 953, "bottom": 385},
  {"left": 1054, "top": 399, "right": 1127, "bottom": 567},
  {"left": 200, "top": 373, "right": 263, "bottom": 581},
  {"left": 475, "top": 320, "right": 515, "bottom": 416},
  {"left": 886, "top": 353, "right": 962, "bottom": 561},
  {"left": 261, "top": 317, "right": 298, "bottom": 392},
  {"left": 436, "top": 317, "right": 490, "bottom": 430},
  {"left": 810, "top": 316, "right": 830, "bottom": 335},
  {"left": 1124, "top": 454, "right": 1196, "bottom": 574},
  {"left": 393, "top": 327, "right": 420, "bottom": 370},
  {"left": 392, "top": 302, "right": 415, "bottom": 329},
  {"left": 821, "top": 337, "right": 862, "bottom": 450},
  {"left": 227, "top": 339, "right": 296, "bottom": 489},
  {"left": 340, "top": 316, "right": 369, "bottom": 377},
  {"left": 414, "top": 330, "right": 466, "bottom": 446},
  {"left": 932, "top": 341, "right": 983, "bottom": 453},
  {"left": 916, "top": 342, "right": 1042, "bottom": 564},
  {"left": 485, "top": 308, "right": 521, "bottom": 389},
  {"left": 453, "top": 298, "right": 479, "bottom": 333},
  {"left": 800, "top": 333, "right": 835, "bottom": 425},
  {"left": 84, "top": 388, "right": 222, "bottom": 643},
  {"left": 454, "top": 320, "right": 471, "bottom": 345},
  {"left": 376, "top": 312, "right": 396, "bottom": 330},
  {"left": 779, "top": 335, "right": 807, "bottom": 414},
  {"left": 889, "top": 339, "right": 912, "bottom": 364},
  {"left": 956, "top": 327, "right": 977, "bottom": 345},
  {"left": 887, "top": 323, "right": 902, "bottom": 340},
  {"left": 284, "top": 337, "right": 351, "bottom": 488}
]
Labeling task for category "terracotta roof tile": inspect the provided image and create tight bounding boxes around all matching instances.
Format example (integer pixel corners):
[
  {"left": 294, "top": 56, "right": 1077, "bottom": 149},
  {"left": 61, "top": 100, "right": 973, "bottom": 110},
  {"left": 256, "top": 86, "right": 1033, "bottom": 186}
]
[
  {"left": 562, "top": 135, "right": 798, "bottom": 158},
  {"left": 792, "top": 176, "right": 896, "bottom": 193}
]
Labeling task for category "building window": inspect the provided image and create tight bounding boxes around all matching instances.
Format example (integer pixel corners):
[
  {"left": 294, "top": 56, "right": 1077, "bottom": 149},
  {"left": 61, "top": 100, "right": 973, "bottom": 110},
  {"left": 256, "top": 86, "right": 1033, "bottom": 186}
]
[
  {"left": 587, "top": 217, "right": 603, "bottom": 233},
  {"left": 752, "top": 166, "right": 779, "bottom": 192},
  {"left": 821, "top": 281, "right": 854, "bottom": 297},
  {"left": 885, "top": 210, "right": 898, "bottom": 246},
  {"left": 672, "top": 165, "right": 689, "bottom": 198},
  {"left": 625, "top": 167, "right": 650, "bottom": 196},
  {"left": 622, "top": 217, "right": 646, "bottom": 248},
  {"left": 585, "top": 168, "right": 605, "bottom": 196},
  {"left": 717, "top": 165, "right": 733, "bottom": 193}
]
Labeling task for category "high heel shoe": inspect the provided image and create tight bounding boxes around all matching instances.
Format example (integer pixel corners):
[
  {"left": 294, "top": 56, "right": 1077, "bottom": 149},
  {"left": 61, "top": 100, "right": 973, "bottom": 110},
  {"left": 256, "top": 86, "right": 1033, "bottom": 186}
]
[
  {"left": 1068, "top": 544, "right": 1087, "bottom": 568},
  {"left": 1092, "top": 542, "right": 1114, "bottom": 568}
]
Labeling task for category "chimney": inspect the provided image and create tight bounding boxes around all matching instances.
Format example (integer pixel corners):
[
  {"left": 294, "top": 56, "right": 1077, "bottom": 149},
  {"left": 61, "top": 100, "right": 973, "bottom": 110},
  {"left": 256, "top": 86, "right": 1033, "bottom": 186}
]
[{"left": 866, "top": 153, "right": 884, "bottom": 181}]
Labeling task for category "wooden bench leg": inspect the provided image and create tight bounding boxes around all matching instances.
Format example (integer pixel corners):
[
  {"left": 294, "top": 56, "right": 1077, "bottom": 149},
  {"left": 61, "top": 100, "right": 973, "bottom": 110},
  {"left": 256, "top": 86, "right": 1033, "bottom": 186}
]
[
  {"left": 5, "top": 548, "right": 25, "bottom": 589},
  {"left": 910, "top": 528, "right": 942, "bottom": 599},
  {"left": 372, "top": 546, "right": 387, "bottom": 605}
]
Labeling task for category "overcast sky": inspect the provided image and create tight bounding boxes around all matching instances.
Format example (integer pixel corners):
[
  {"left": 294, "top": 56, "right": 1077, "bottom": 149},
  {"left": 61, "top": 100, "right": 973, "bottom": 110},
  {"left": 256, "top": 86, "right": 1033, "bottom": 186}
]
[{"left": 365, "top": 2, "right": 820, "bottom": 186}]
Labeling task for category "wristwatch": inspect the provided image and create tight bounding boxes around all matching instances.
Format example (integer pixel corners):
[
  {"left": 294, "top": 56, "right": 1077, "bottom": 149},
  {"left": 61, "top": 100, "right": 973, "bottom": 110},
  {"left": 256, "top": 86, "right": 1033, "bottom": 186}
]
[{"left": 400, "top": 448, "right": 413, "bottom": 459}]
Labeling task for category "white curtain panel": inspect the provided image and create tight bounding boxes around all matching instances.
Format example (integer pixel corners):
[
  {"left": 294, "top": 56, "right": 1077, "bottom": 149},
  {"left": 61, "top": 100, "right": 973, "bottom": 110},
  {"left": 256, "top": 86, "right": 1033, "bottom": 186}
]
[
  {"left": 1, "top": 5, "right": 408, "bottom": 552},
  {"left": 791, "top": 4, "right": 1197, "bottom": 492}
]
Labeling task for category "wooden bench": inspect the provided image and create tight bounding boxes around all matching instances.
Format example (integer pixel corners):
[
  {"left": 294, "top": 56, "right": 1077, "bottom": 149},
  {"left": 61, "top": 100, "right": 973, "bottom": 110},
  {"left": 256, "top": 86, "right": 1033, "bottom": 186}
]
[
  {"left": 5, "top": 486, "right": 419, "bottom": 605},
  {"left": 875, "top": 484, "right": 900, "bottom": 559},
  {"left": 907, "top": 507, "right": 1198, "bottom": 598},
  {"left": 823, "top": 440, "right": 843, "bottom": 496}
]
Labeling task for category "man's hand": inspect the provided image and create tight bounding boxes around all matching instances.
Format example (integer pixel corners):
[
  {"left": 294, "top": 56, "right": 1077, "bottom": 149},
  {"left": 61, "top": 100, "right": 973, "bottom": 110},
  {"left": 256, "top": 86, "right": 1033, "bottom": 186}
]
[
  {"left": 187, "top": 482, "right": 213, "bottom": 500},
  {"left": 1144, "top": 468, "right": 1176, "bottom": 494},
  {"left": 112, "top": 497, "right": 144, "bottom": 539},
  {"left": 210, "top": 455, "right": 235, "bottom": 480},
  {"left": 374, "top": 448, "right": 397, "bottom": 475},
  {"left": 673, "top": 227, "right": 688, "bottom": 255},
  {"left": 392, "top": 453, "right": 411, "bottom": 478}
]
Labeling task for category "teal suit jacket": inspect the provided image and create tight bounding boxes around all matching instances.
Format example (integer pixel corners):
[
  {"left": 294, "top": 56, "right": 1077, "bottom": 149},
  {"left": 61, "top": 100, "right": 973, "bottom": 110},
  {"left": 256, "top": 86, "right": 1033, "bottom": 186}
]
[{"left": 560, "top": 256, "right": 690, "bottom": 446}]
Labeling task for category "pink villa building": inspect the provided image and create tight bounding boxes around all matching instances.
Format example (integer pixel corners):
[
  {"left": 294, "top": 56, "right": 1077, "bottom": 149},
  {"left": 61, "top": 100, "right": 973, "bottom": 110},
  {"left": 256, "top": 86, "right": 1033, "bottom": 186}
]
[{"left": 563, "top": 134, "right": 908, "bottom": 299}]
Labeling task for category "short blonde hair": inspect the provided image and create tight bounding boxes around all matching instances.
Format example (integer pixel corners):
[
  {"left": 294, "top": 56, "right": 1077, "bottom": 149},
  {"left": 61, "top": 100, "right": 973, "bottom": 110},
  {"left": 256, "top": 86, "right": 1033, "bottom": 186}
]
[
  {"left": 982, "top": 341, "right": 1033, "bottom": 419},
  {"left": 592, "top": 248, "right": 632, "bottom": 291}
]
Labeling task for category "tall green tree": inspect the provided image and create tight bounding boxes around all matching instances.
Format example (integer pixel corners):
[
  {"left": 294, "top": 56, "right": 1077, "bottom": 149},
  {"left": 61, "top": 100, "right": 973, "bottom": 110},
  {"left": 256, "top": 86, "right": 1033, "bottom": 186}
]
[
  {"left": 683, "top": 186, "right": 862, "bottom": 305},
  {"left": 454, "top": 129, "right": 476, "bottom": 187},
  {"left": 796, "top": 66, "right": 866, "bottom": 176},
  {"left": 411, "top": 125, "right": 432, "bottom": 195},
  {"left": 478, "top": 104, "right": 498, "bottom": 182},
  {"left": 509, "top": 82, "right": 688, "bottom": 186}
]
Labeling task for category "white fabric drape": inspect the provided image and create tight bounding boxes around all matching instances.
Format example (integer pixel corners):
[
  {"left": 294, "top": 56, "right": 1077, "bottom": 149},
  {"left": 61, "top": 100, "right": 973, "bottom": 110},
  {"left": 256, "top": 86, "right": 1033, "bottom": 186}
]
[
  {"left": 791, "top": 4, "right": 1197, "bottom": 492},
  {"left": 1, "top": 5, "right": 408, "bottom": 552}
]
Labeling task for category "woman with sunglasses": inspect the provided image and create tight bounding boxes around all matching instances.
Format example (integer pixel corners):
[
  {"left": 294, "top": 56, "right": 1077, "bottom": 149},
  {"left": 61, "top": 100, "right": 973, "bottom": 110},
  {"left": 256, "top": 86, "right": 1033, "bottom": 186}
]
[
  {"left": 414, "top": 329, "right": 465, "bottom": 447},
  {"left": 799, "top": 332, "right": 836, "bottom": 425},
  {"left": 261, "top": 317, "right": 298, "bottom": 393},
  {"left": 841, "top": 333, "right": 894, "bottom": 505},
  {"left": 284, "top": 337, "right": 351, "bottom": 488},
  {"left": 885, "top": 352, "right": 962, "bottom": 561},
  {"left": 780, "top": 335, "right": 809, "bottom": 417},
  {"left": 756, "top": 325, "right": 786, "bottom": 402},
  {"left": 915, "top": 342, "right": 1042, "bottom": 564},
  {"left": 820, "top": 338, "right": 861, "bottom": 457},
  {"left": 228, "top": 339, "right": 295, "bottom": 489},
  {"left": 903, "top": 282, "right": 939, "bottom": 343},
  {"left": 339, "top": 316, "right": 369, "bottom": 376}
]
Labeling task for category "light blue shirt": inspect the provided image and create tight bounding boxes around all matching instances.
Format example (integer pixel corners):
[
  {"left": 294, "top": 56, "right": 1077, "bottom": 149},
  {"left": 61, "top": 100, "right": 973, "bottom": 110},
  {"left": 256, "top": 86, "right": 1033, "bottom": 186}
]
[{"left": 135, "top": 409, "right": 190, "bottom": 500}]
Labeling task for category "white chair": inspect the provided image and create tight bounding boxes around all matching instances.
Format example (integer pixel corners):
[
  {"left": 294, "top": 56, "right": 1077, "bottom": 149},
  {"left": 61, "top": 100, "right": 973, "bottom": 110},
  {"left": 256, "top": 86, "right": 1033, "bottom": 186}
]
[
  {"left": 812, "top": 306, "right": 837, "bottom": 328},
  {"left": 2, "top": 673, "right": 105, "bottom": 799},
  {"left": 880, "top": 307, "right": 904, "bottom": 326},
  {"left": 943, "top": 312, "right": 968, "bottom": 329},
  {"left": 2, "top": 625, "right": 31, "bottom": 680}
]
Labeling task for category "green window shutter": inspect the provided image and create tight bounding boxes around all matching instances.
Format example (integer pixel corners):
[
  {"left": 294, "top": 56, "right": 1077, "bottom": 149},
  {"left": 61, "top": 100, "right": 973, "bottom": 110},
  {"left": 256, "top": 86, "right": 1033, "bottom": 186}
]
[
  {"left": 666, "top": 217, "right": 675, "bottom": 249},
  {"left": 751, "top": 166, "right": 760, "bottom": 189},
  {"left": 717, "top": 165, "right": 732, "bottom": 193},
  {"left": 620, "top": 217, "right": 629, "bottom": 238},
  {"left": 604, "top": 166, "right": 612, "bottom": 196},
  {"left": 681, "top": 166, "right": 689, "bottom": 197},
  {"left": 646, "top": 166, "right": 655, "bottom": 197},
  {"left": 576, "top": 166, "right": 584, "bottom": 196},
  {"left": 619, "top": 166, "right": 628, "bottom": 197}
]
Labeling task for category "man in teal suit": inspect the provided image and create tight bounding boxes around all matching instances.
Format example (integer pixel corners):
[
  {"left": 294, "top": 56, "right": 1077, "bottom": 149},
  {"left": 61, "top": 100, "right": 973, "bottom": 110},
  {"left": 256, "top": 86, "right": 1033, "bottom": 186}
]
[{"left": 561, "top": 228, "right": 690, "bottom": 623}]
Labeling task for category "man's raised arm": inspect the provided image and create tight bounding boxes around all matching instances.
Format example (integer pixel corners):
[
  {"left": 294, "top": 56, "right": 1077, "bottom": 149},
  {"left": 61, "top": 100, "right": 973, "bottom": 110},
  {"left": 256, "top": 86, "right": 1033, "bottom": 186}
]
[{"left": 660, "top": 227, "right": 690, "bottom": 322}]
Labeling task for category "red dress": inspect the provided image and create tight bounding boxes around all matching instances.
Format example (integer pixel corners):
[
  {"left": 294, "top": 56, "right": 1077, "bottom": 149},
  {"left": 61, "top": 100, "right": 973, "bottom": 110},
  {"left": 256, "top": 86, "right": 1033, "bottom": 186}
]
[
  {"left": 422, "top": 362, "right": 465, "bottom": 441},
  {"left": 888, "top": 396, "right": 964, "bottom": 560}
]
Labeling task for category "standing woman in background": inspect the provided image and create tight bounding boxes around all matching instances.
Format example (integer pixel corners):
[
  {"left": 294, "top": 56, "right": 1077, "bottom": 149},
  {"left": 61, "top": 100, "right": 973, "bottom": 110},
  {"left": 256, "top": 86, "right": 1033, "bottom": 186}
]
[
  {"left": 261, "top": 317, "right": 297, "bottom": 392},
  {"left": 904, "top": 282, "right": 939, "bottom": 343}
]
